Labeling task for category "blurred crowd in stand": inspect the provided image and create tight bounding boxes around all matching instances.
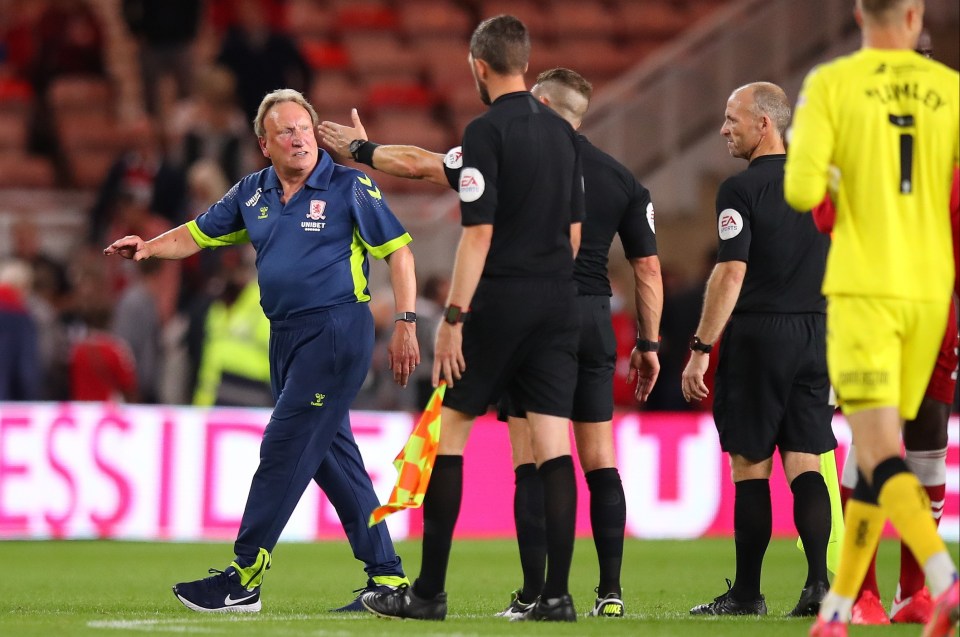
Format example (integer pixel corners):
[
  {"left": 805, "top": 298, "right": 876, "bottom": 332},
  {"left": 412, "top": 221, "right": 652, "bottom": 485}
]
[{"left": 0, "top": 0, "right": 856, "bottom": 414}]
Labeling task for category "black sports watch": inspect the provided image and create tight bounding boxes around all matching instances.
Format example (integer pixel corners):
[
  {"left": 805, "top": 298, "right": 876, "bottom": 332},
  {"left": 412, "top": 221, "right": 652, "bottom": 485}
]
[
  {"left": 349, "top": 139, "right": 379, "bottom": 166},
  {"left": 689, "top": 336, "right": 713, "bottom": 354},
  {"left": 348, "top": 139, "right": 366, "bottom": 159},
  {"left": 442, "top": 305, "right": 467, "bottom": 325},
  {"left": 394, "top": 312, "right": 417, "bottom": 323},
  {"left": 635, "top": 338, "right": 660, "bottom": 353}
]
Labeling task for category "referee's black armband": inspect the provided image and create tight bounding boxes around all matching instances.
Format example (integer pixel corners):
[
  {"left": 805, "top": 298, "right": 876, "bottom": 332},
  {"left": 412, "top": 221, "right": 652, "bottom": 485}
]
[
  {"left": 352, "top": 140, "right": 380, "bottom": 167},
  {"left": 635, "top": 338, "right": 660, "bottom": 353}
]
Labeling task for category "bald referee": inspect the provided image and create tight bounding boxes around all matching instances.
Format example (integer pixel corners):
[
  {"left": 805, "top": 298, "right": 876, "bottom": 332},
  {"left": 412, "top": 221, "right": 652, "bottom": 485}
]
[{"left": 682, "top": 82, "right": 834, "bottom": 619}]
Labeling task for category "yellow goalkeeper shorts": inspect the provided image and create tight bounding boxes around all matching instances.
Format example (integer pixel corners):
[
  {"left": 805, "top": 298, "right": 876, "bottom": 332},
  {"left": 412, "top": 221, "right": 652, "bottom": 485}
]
[{"left": 826, "top": 294, "right": 948, "bottom": 420}]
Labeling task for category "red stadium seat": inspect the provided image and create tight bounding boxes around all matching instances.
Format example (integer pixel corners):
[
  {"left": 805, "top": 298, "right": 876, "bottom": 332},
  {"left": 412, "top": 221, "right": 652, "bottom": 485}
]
[
  {"left": 613, "top": 0, "right": 690, "bottom": 40},
  {"left": 0, "top": 77, "right": 33, "bottom": 110},
  {"left": 549, "top": 39, "right": 636, "bottom": 81},
  {"left": 64, "top": 148, "right": 116, "bottom": 189},
  {"left": 286, "top": 0, "right": 334, "bottom": 39},
  {"left": 478, "top": 0, "right": 553, "bottom": 38},
  {"left": 47, "top": 76, "right": 113, "bottom": 114},
  {"left": 445, "top": 82, "right": 486, "bottom": 121},
  {"left": 301, "top": 40, "right": 350, "bottom": 71},
  {"left": 365, "top": 81, "right": 436, "bottom": 112},
  {"left": 548, "top": 0, "right": 618, "bottom": 39},
  {"left": 344, "top": 33, "right": 423, "bottom": 75},
  {"left": 416, "top": 36, "right": 472, "bottom": 90},
  {"left": 398, "top": 0, "right": 473, "bottom": 38},
  {"left": 309, "top": 71, "right": 366, "bottom": 116},
  {"left": 0, "top": 111, "right": 30, "bottom": 152},
  {"left": 366, "top": 111, "right": 455, "bottom": 151},
  {"left": 526, "top": 39, "right": 568, "bottom": 76},
  {"left": 0, "top": 152, "right": 57, "bottom": 188},
  {"left": 334, "top": 1, "right": 399, "bottom": 33},
  {"left": 55, "top": 112, "right": 127, "bottom": 153}
]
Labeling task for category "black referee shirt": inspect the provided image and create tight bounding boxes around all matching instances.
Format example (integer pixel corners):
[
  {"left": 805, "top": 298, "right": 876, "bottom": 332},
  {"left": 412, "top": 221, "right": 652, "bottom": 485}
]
[
  {"left": 574, "top": 135, "right": 657, "bottom": 297},
  {"left": 457, "top": 91, "right": 585, "bottom": 280},
  {"left": 715, "top": 154, "right": 828, "bottom": 314}
]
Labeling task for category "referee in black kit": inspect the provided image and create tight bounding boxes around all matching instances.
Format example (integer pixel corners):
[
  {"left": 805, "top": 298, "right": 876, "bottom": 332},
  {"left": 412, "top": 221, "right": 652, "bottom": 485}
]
[
  {"left": 681, "top": 82, "right": 835, "bottom": 618},
  {"left": 358, "top": 15, "right": 585, "bottom": 621},
  {"left": 322, "top": 67, "right": 662, "bottom": 619},
  {"left": 497, "top": 68, "right": 662, "bottom": 619}
]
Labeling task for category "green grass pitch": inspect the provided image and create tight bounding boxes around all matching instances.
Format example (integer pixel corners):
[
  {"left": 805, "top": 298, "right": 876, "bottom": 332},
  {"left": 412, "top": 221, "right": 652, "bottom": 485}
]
[{"left": 2, "top": 538, "right": 954, "bottom": 636}]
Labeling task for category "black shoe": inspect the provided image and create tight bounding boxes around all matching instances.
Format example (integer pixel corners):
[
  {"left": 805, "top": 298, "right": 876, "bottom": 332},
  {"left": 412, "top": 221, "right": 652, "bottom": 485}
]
[
  {"left": 787, "top": 581, "right": 829, "bottom": 617},
  {"left": 494, "top": 588, "right": 536, "bottom": 619},
  {"left": 689, "top": 578, "right": 767, "bottom": 616},
  {"left": 588, "top": 591, "right": 625, "bottom": 617},
  {"left": 330, "top": 575, "right": 410, "bottom": 612},
  {"left": 361, "top": 583, "right": 447, "bottom": 620},
  {"left": 512, "top": 594, "right": 577, "bottom": 622}
]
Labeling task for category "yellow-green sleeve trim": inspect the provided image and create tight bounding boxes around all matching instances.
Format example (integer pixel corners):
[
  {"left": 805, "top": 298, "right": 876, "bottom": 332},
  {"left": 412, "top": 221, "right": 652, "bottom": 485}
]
[
  {"left": 350, "top": 228, "right": 372, "bottom": 303},
  {"left": 186, "top": 219, "right": 250, "bottom": 248},
  {"left": 361, "top": 232, "right": 412, "bottom": 260}
]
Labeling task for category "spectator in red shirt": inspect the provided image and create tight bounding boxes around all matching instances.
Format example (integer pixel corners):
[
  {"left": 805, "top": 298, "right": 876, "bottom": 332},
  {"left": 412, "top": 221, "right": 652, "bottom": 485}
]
[{"left": 69, "top": 304, "right": 138, "bottom": 402}]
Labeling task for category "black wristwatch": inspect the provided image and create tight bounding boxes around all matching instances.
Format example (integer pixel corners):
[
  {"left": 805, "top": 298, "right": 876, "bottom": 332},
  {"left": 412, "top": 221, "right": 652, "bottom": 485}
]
[
  {"left": 689, "top": 336, "right": 713, "bottom": 354},
  {"left": 348, "top": 139, "right": 366, "bottom": 159},
  {"left": 349, "top": 139, "right": 379, "bottom": 166},
  {"left": 442, "top": 305, "right": 467, "bottom": 325},
  {"left": 635, "top": 338, "right": 660, "bottom": 353},
  {"left": 394, "top": 312, "right": 417, "bottom": 323}
]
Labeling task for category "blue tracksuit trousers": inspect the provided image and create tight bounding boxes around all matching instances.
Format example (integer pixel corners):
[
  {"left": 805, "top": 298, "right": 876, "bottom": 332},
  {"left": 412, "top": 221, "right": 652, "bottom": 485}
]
[{"left": 233, "top": 302, "right": 403, "bottom": 578}]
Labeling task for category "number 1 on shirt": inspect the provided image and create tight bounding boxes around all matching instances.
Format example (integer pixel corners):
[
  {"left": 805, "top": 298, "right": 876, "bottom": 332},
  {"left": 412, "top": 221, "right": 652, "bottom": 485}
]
[{"left": 889, "top": 113, "right": 915, "bottom": 194}]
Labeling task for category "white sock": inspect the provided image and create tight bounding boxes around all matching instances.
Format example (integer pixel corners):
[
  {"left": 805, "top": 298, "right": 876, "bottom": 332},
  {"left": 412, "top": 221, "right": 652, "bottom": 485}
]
[
  {"left": 904, "top": 447, "right": 947, "bottom": 486},
  {"left": 924, "top": 553, "right": 958, "bottom": 597},
  {"left": 818, "top": 591, "right": 853, "bottom": 622},
  {"left": 840, "top": 445, "right": 858, "bottom": 490}
]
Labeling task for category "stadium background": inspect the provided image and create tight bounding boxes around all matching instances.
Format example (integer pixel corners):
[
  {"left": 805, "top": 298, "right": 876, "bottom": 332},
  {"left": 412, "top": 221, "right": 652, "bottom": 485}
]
[{"left": 0, "top": 0, "right": 957, "bottom": 544}]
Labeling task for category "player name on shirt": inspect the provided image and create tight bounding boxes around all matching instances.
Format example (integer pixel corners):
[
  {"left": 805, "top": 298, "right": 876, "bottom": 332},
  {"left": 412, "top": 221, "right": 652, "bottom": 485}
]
[{"left": 865, "top": 80, "right": 947, "bottom": 110}]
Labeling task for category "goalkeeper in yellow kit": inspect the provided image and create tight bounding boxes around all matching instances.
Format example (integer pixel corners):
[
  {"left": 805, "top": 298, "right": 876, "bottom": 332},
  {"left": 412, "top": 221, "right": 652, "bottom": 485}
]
[{"left": 784, "top": 1, "right": 958, "bottom": 636}]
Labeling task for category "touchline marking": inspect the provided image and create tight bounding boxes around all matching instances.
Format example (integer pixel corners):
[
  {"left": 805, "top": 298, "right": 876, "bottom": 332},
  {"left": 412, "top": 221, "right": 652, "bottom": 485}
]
[
  {"left": 87, "top": 613, "right": 511, "bottom": 635},
  {"left": 86, "top": 619, "right": 216, "bottom": 633}
]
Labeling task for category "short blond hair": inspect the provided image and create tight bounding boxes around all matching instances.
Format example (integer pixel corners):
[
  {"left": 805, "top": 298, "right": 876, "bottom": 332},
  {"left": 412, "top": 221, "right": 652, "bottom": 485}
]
[
  {"left": 859, "top": 0, "right": 921, "bottom": 24},
  {"left": 253, "top": 89, "right": 319, "bottom": 137},
  {"left": 533, "top": 68, "right": 593, "bottom": 122}
]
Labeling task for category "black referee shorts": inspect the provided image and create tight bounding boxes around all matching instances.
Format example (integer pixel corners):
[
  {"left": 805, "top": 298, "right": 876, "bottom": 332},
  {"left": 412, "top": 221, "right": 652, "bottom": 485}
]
[
  {"left": 571, "top": 295, "right": 617, "bottom": 423},
  {"left": 496, "top": 294, "right": 616, "bottom": 423},
  {"left": 444, "top": 277, "right": 579, "bottom": 419},
  {"left": 712, "top": 312, "right": 836, "bottom": 461}
]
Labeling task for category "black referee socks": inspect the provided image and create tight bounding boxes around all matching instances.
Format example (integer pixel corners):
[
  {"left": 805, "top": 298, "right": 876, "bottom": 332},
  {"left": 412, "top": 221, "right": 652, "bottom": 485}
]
[
  {"left": 732, "top": 478, "right": 771, "bottom": 601},
  {"left": 791, "top": 470, "right": 831, "bottom": 587},
  {"left": 539, "top": 455, "right": 577, "bottom": 600},
  {"left": 514, "top": 463, "right": 546, "bottom": 603},
  {"left": 586, "top": 467, "right": 626, "bottom": 598},
  {"left": 415, "top": 454, "right": 463, "bottom": 599}
]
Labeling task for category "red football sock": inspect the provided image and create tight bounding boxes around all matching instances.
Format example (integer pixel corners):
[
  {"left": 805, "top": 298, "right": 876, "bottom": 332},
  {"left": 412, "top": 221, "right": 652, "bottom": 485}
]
[{"left": 899, "top": 483, "right": 945, "bottom": 597}]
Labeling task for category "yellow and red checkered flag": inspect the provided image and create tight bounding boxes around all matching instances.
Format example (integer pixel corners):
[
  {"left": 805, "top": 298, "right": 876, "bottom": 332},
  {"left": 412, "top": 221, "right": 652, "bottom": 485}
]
[{"left": 368, "top": 382, "right": 445, "bottom": 527}]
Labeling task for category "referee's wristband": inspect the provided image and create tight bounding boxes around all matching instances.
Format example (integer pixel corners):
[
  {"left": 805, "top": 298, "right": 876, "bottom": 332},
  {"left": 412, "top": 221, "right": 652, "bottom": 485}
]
[
  {"left": 689, "top": 335, "right": 712, "bottom": 354},
  {"left": 394, "top": 312, "right": 417, "bottom": 323},
  {"left": 635, "top": 338, "right": 660, "bottom": 353},
  {"left": 352, "top": 140, "right": 380, "bottom": 166}
]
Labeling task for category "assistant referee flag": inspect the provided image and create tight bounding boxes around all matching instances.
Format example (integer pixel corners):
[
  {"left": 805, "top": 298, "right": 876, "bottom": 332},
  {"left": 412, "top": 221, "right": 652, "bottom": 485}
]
[{"left": 368, "top": 382, "right": 446, "bottom": 526}]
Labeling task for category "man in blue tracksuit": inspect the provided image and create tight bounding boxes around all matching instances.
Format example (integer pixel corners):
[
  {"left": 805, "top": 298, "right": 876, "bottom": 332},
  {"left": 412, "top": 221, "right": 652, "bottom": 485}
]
[{"left": 105, "top": 89, "right": 420, "bottom": 613}]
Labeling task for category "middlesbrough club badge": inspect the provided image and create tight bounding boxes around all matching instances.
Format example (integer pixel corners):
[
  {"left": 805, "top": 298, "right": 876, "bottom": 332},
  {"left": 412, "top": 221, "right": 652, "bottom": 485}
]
[{"left": 307, "top": 200, "right": 327, "bottom": 220}]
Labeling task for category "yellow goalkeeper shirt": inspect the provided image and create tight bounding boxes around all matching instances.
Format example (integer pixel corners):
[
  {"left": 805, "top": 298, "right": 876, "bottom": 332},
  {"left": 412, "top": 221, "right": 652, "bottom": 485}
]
[{"left": 785, "top": 48, "right": 959, "bottom": 302}]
